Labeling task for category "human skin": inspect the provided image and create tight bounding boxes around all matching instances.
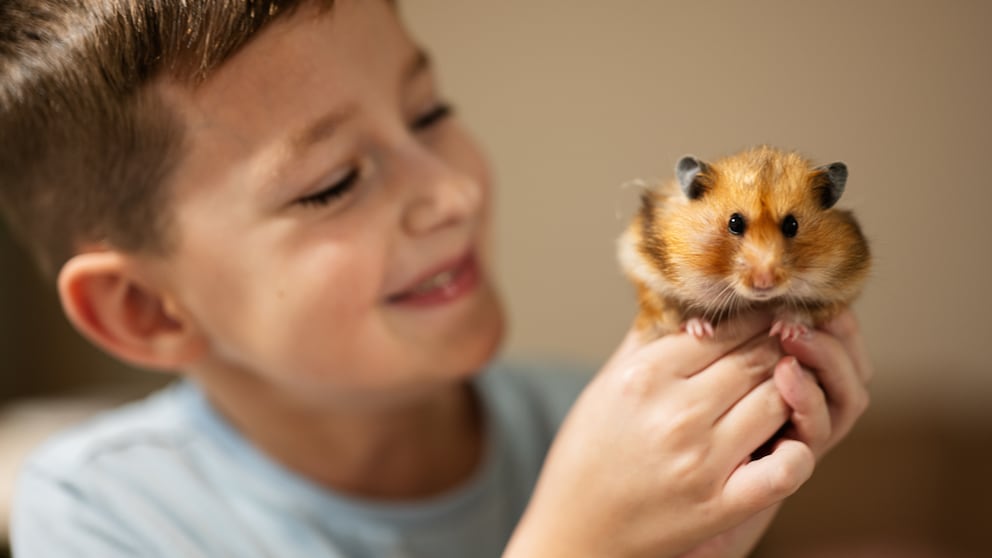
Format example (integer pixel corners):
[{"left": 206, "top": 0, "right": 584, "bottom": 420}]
[
  {"left": 56, "top": 0, "right": 871, "bottom": 554},
  {"left": 504, "top": 310, "right": 870, "bottom": 558}
]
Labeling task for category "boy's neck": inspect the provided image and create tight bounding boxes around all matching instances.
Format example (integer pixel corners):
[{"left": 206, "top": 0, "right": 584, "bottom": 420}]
[{"left": 191, "top": 363, "right": 485, "bottom": 501}]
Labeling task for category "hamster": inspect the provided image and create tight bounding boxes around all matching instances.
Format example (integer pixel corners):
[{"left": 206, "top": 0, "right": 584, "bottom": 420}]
[{"left": 618, "top": 145, "right": 870, "bottom": 341}]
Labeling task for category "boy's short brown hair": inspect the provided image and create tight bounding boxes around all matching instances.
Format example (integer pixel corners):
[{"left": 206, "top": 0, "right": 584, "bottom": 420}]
[{"left": 0, "top": 0, "right": 332, "bottom": 277}]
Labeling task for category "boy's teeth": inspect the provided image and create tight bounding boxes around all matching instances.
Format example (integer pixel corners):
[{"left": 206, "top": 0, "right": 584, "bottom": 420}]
[{"left": 412, "top": 270, "right": 456, "bottom": 293}]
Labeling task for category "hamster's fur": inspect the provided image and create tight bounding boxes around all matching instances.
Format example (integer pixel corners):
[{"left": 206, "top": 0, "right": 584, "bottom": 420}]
[{"left": 618, "top": 146, "right": 870, "bottom": 340}]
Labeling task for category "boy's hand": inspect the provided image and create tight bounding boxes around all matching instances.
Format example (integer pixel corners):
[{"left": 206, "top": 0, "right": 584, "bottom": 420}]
[
  {"left": 676, "top": 309, "right": 872, "bottom": 558},
  {"left": 505, "top": 313, "right": 815, "bottom": 558},
  {"left": 778, "top": 308, "right": 872, "bottom": 458}
]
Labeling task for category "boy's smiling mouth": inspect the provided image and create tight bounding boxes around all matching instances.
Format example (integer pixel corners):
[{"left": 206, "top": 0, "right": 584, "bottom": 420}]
[{"left": 386, "top": 251, "right": 480, "bottom": 307}]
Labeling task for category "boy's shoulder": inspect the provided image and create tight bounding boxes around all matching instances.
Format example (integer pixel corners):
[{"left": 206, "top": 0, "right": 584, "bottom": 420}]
[
  {"left": 11, "top": 363, "right": 595, "bottom": 556},
  {"left": 10, "top": 382, "right": 268, "bottom": 557},
  {"left": 22, "top": 382, "right": 195, "bottom": 478},
  {"left": 24, "top": 361, "right": 594, "bottom": 477},
  {"left": 25, "top": 361, "right": 593, "bottom": 474}
]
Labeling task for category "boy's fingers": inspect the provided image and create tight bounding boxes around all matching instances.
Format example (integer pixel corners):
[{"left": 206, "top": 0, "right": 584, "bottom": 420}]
[
  {"left": 722, "top": 438, "right": 814, "bottom": 515},
  {"left": 636, "top": 312, "right": 774, "bottom": 378},
  {"left": 782, "top": 330, "right": 869, "bottom": 442},
  {"left": 713, "top": 378, "right": 790, "bottom": 463},
  {"left": 690, "top": 334, "right": 783, "bottom": 416},
  {"left": 602, "top": 313, "right": 774, "bottom": 407},
  {"left": 773, "top": 357, "right": 831, "bottom": 454},
  {"left": 783, "top": 331, "right": 861, "bottom": 406},
  {"left": 821, "top": 309, "right": 873, "bottom": 383}
]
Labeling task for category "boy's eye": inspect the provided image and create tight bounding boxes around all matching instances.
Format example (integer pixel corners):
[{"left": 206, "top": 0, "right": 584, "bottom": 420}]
[
  {"left": 297, "top": 167, "right": 359, "bottom": 208},
  {"left": 410, "top": 102, "right": 453, "bottom": 131}
]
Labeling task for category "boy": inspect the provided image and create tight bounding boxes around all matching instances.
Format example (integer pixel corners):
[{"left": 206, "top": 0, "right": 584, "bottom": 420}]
[{"left": 1, "top": 1, "right": 871, "bottom": 556}]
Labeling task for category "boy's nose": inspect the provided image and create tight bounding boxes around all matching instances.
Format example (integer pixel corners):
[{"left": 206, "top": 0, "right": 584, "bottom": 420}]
[{"left": 400, "top": 148, "right": 482, "bottom": 235}]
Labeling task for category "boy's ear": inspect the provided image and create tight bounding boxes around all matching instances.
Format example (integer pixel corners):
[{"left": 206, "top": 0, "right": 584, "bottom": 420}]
[{"left": 57, "top": 251, "right": 207, "bottom": 371}]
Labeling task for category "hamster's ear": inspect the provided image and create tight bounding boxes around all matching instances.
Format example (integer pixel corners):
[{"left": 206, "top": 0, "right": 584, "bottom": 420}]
[
  {"left": 813, "top": 162, "right": 848, "bottom": 209},
  {"left": 676, "top": 155, "right": 711, "bottom": 199},
  {"left": 57, "top": 252, "right": 207, "bottom": 371}
]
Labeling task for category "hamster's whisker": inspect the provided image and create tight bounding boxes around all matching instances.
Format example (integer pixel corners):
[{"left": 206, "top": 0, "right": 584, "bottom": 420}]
[{"left": 710, "top": 283, "right": 737, "bottom": 325}]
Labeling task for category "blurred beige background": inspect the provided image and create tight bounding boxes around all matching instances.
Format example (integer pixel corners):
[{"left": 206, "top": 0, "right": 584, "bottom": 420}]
[
  {"left": 1, "top": 0, "right": 990, "bottom": 556},
  {"left": 402, "top": 0, "right": 992, "bottom": 421}
]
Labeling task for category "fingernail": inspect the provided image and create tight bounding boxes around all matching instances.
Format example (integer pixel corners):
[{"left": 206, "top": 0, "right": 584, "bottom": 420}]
[{"left": 787, "top": 357, "right": 802, "bottom": 377}]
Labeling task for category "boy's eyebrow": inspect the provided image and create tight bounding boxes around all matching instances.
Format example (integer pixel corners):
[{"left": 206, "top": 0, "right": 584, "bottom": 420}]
[
  {"left": 290, "top": 49, "right": 431, "bottom": 154},
  {"left": 291, "top": 106, "right": 355, "bottom": 155}
]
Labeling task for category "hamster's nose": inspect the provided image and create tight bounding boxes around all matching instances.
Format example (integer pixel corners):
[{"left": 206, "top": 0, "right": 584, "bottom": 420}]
[{"left": 751, "top": 269, "right": 776, "bottom": 290}]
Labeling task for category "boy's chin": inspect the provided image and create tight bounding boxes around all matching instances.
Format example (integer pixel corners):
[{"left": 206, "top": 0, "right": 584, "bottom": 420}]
[{"left": 433, "top": 295, "right": 505, "bottom": 378}]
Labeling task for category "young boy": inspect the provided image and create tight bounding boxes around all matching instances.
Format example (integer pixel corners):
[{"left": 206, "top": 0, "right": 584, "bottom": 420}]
[{"left": 1, "top": 1, "right": 871, "bottom": 556}]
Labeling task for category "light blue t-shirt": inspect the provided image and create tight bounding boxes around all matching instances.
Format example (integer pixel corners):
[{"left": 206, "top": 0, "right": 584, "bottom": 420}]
[{"left": 11, "top": 362, "right": 591, "bottom": 558}]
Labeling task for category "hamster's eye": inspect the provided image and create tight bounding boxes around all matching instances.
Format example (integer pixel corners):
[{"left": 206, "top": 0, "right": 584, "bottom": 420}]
[
  {"left": 781, "top": 214, "right": 799, "bottom": 238},
  {"left": 728, "top": 213, "right": 746, "bottom": 235}
]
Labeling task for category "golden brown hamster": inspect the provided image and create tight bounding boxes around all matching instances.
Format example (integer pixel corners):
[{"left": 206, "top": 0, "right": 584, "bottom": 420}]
[{"left": 618, "top": 146, "right": 870, "bottom": 340}]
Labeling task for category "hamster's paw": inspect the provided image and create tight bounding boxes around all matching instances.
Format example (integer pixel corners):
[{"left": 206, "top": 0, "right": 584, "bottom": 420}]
[
  {"left": 683, "top": 317, "right": 715, "bottom": 339},
  {"left": 770, "top": 319, "right": 809, "bottom": 342}
]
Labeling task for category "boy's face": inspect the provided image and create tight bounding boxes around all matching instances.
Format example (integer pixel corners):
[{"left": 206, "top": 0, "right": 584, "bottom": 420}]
[{"left": 148, "top": 0, "right": 503, "bottom": 406}]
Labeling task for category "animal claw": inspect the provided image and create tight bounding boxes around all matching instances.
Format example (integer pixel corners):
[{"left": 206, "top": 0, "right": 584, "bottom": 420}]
[
  {"left": 684, "top": 317, "right": 715, "bottom": 339},
  {"left": 771, "top": 320, "right": 808, "bottom": 342}
]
